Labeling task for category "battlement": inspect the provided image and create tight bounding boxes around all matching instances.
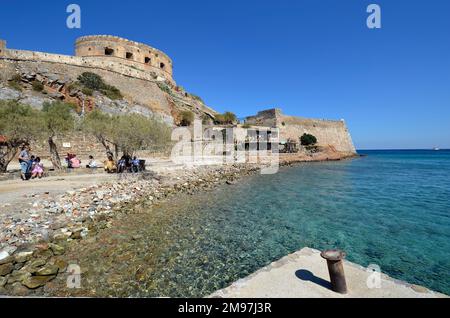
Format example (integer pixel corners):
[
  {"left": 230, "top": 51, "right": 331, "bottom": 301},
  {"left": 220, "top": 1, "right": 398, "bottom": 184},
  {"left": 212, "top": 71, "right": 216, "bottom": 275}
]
[{"left": 0, "top": 36, "right": 175, "bottom": 84}]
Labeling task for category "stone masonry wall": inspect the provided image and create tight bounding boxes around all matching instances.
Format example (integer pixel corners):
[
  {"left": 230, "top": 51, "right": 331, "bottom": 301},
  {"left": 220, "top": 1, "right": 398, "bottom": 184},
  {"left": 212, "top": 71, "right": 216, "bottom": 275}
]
[
  {"left": 246, "top": 109, "right": 356, "bottom": 153},
  {"left": 75, "top": 35, "right": 173, "bottom": 81}
]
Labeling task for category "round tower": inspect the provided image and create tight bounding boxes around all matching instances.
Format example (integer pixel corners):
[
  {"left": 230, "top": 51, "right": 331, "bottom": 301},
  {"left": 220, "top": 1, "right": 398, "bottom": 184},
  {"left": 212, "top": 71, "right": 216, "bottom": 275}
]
[{"left": 75, "top": 35, "right": 173, "bottom": 82}]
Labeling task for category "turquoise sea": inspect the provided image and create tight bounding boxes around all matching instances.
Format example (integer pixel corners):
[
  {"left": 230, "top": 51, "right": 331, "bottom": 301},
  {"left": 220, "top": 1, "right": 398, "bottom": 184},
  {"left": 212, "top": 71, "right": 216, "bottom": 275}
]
[{"left": 68, "top": 150, "right": 450, "bottom": 297}]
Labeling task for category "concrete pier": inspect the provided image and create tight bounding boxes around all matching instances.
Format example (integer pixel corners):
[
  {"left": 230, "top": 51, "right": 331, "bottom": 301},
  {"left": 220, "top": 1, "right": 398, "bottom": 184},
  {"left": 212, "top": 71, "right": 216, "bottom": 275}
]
[{"left": 210, "top": 248, "right": 447, "bottom": 298}]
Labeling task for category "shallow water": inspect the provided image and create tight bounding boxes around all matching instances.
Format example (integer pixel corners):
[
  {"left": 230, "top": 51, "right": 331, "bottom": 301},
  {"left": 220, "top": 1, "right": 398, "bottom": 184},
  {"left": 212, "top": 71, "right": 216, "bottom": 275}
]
[{"left": 56, "top": 150, "right": 450, "bottom": 297}]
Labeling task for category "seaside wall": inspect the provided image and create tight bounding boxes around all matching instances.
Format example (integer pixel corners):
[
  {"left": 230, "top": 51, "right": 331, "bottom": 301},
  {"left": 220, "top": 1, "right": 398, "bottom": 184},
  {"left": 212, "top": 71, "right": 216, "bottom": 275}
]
[{"left": 246, "top": 109, "right": 356, "bottom": 153}]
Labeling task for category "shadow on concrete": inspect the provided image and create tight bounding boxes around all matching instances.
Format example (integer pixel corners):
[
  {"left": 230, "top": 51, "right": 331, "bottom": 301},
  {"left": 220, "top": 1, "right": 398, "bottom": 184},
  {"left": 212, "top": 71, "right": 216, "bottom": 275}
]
[{"left": 295, "top": 269, "right": 332, "bottom": 290}]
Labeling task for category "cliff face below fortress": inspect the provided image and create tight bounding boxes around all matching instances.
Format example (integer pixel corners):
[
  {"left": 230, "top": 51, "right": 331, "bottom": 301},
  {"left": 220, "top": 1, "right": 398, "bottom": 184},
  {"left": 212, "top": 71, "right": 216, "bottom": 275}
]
[{"left": 0, "top": 37, "right": 217, "bottom": 125}]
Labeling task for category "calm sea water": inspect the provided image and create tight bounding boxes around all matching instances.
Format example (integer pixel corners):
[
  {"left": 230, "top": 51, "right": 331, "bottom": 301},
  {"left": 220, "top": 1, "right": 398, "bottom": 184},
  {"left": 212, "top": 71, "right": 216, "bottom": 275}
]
[{"left": 64, "top": 150, "right": 450, "bottom": 297}]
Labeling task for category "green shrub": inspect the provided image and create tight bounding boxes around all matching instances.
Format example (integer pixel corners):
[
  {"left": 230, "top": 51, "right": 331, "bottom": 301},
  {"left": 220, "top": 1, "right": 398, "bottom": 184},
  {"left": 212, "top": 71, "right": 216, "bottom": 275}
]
[
  {"left": 241, "top": 123, "right": 251, "bottom": 129},
  {"left": 8, "top": 74, "right": 22, "bottom": 91},
  {"left": 215, "top": 111, "right": 237, "bottom": 125},
  {"left": 8, "top": 81, "right": 22, "bottom": 91},
  {"left": 180, "top": 110, "right": 194, "bottom": 126},
  {"left": 157, "top": 82, "right": 172, "bottom": 95},
  {"left": 82, "top": 87, "right": 94, "bottom": 96},
  {"left": 101, "top": 85, "right": 122, "bottom": 100},
  {"left": 77, "top": 72, "right": 104, "bottom": 90},
  {"left": 300, "top": 133, "right": 317, "bottom": 146},
  {"left": 77, "top": 72, "right": 122, "bottom": 100},
  {"left": 32, "top": 81, "right": 44, "bottom": 92},
  {"left": 190, "top": 94, "right": 204, "bottom": 103}
]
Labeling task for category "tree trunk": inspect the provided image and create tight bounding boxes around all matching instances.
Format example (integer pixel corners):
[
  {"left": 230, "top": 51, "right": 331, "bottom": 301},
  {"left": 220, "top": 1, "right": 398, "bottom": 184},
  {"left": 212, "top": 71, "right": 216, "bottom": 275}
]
[
  {"left": 0, "top": 144, "right": 19, "bottom": 173},
  {"left": 99, "top": 137, "right": 113, "bottom": 158},
  {"left": 48, "top": 136, "right": 62, "bottom": 170}
]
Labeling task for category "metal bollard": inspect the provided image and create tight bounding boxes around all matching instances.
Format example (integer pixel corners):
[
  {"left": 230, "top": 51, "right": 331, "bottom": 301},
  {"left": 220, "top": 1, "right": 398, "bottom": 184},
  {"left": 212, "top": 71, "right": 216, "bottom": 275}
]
[{"left": 320, "top": 249, "right": 348, "bottom": 294}]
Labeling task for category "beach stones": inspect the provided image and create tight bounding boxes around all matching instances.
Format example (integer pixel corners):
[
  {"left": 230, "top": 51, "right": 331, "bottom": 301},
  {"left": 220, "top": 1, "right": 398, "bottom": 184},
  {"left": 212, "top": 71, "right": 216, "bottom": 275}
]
[
  {"left": 49, "top": 243, "right": 65, "bottom": 256},
  {"left": 14, "top": 251, "right": 34, "bottom": 263},
  {"left": 0, "top": 262, "right": 14, "bottom": 276},
  {"left": 22, "top": 275, "right": 56, "bottom": 289},
  {"left": 35, "top": 264, "right": 59, "bottom": 276}
]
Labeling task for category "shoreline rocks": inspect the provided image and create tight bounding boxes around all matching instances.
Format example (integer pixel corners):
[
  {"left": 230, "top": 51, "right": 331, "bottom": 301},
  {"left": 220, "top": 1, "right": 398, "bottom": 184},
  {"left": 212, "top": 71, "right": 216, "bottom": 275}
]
[{"left": 0, "top": 153, "right": 356, "bottom": 295}]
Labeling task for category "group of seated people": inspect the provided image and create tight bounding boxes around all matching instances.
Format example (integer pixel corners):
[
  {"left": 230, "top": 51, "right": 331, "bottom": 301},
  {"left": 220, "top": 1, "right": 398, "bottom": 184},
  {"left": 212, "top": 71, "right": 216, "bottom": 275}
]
[
  {"left": 18, "top": 145, "right": 45, "bottom": 180},
  {"left": 65, "top": 153, "right": 98, "bottom": 169},
  {"left": 18, "top": 147, "right": 143, "bottom": 179},
  {"left": 104, "top": 154, "right": 143, "bottom": 173}
]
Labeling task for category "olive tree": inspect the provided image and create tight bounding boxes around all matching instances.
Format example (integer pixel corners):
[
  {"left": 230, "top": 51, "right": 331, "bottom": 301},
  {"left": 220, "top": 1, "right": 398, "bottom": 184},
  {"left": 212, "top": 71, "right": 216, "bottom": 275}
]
[
  {"left": 83, "top": 111, "right": 172, "bottom": 159},
  {"left": 111, "top": 113, "right": 172, "bottom": 157},
  {"left": 83, "top": 109, "right": 116, "bottom": 157},
  {"left": 0, "top": 101, "right": 43, "bottom": 173},
  {"left": 41, "top": 101, "right": 75, "bottom": 170}
]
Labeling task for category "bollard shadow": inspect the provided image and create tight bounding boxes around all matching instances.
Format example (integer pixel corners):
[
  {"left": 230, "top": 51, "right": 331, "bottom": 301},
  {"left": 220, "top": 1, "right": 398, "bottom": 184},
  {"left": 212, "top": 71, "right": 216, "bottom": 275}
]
[{"left": 295, "top": 269, "right": 332, "bottom": 290}]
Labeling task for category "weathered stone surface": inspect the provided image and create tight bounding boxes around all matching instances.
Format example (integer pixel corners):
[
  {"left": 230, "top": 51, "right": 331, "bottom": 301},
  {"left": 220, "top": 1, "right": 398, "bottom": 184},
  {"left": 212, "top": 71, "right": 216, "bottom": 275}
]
[
  {"left": 35, "top": 264, "right": 59, "bottom": 276},
  {"left": 7, "top": 270, "right": 31, "bottom": 284},
  {"left": 0, "top": 263, "right": 14, "bottom": 276},
  {"left": 22, "top": 275, "right": 56, "bottom": 289},
  {"left": 14, "top": 251, "right": 34, "bottom": 263},
  {"left": 11, "top": 282, "right": 30, "bottom": 296},
  {"left": 49, "top": 243, "right": 65, "bottom": 256},
  {"left": 0, "top": 87, "right": 21, "bottom": 100},
  {"left": 53, "top": 259, "right": 68, "bottom": 272},
  {"left": 0, "top": 254, "right": 13, "bottom": 265},
  {"left": 0, "top": 276, "right": 7, "bottom": 287}
]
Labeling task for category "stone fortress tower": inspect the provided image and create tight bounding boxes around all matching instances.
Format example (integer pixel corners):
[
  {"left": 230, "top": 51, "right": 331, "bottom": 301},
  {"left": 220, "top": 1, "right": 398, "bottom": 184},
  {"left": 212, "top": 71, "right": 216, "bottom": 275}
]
[
  {"left": 0, "top": 35, "right": 175, "bottom": 85},
  {"left": 75, "top": 35, "right": 173, "bottom": 83}
]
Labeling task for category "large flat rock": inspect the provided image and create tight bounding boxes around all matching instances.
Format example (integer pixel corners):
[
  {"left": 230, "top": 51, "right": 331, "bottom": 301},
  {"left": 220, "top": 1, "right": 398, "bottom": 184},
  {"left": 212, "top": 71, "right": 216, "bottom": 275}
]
[{"left": 210, "top": 247, "right": 447, "bottom": 298}]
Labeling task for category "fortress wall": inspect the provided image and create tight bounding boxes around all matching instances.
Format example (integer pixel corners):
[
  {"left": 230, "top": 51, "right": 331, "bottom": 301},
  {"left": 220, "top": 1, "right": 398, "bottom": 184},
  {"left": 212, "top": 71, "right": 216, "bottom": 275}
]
[
  {"left": 279, "top": 116, "right": 356, "bottom": 153},
  {"left": 75, "top": 35, "right": 173, "bottom": 79},
  {"left": 246, "top": 109, "right": 356, "bottom": 153},
  {"left": 1, "top": 48, "right": 175, "bottom": 85}
]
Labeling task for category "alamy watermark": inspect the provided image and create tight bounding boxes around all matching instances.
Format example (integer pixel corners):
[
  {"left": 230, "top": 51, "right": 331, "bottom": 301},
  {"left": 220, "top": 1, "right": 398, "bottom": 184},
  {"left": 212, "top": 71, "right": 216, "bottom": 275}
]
[
  {"left": 170, "top": 120, "right": 279, "bottom": 174},
  {"left": 66, "top": 4, "right": 81, "bottom": 29},
  {"left": 367, "top": 4, "right": 382, "bottom": 29},
  {"left": 66, "top": 264, "right": 81, "bottom": 288}
]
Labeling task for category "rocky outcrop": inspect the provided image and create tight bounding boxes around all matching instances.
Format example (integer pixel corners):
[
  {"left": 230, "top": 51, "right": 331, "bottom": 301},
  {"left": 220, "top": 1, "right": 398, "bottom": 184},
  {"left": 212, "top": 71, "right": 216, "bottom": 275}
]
[{"left": 0, "top": 58, "right": 217, "bottom": 125}]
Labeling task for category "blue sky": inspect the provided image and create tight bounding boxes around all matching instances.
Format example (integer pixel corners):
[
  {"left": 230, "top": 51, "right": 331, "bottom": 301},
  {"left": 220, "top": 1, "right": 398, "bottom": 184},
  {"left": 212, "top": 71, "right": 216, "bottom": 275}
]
[{"left": 1, "top": 0, "right": 449, "bottom": 149}]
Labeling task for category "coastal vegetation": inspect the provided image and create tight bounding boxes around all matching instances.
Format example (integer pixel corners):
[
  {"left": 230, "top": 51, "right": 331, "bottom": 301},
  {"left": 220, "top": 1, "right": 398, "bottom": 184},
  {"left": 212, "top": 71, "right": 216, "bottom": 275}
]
[
  {"left": 31, "top": 81, "right": 44, "bottom": 92},
  {"left": 7, "top": 74, "right": 23, "bottom": 91},
  {"left": 214, "top": 111, "right": 237, "bottom": 125},
  {"left": 0, "top": 101, "right": 41, "bottom": 172},
  {"left": 77, "top": 72, "right": 122, "bottom": 100},
  {"left": 82, "top": 110, "right": 172, "bottom": 159},
  {"left": 180, "top": 110, "right": 194, "bottom": 126},
  {"left": 300, "top": 133, "right": 317, "bottom": 146},
  {"left": 41, "top": 101, "right": 75, "bottom": 170},
  {"left": 0, "top": 100, "right": 172, "bottom": 171}
]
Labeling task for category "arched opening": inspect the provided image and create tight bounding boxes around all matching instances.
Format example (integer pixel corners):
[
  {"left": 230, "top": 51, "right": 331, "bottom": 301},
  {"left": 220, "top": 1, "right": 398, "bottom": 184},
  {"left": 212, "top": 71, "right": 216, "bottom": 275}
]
[
  {"left": 160, "top": 62, "right": 165, "bottom": 69},
  {"left": 145, "top": 57, "right": 151, "bottom": 64},
  {"left": 126, "top": 52, "right": 133, "bottom": 59},
  {"left": 105, "top": 47, "right": 114, "bottom": 56}
]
